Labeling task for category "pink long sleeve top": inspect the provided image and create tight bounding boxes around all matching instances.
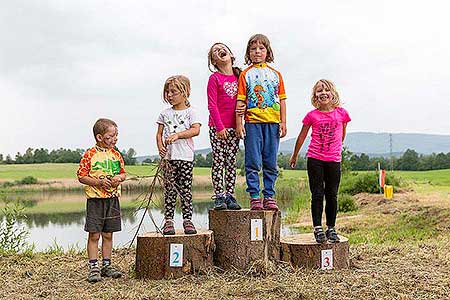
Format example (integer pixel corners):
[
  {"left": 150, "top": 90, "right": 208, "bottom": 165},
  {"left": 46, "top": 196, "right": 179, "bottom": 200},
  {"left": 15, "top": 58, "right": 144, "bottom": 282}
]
[{"left": 207, "top": 72, "right": 238, "bottom": 132}]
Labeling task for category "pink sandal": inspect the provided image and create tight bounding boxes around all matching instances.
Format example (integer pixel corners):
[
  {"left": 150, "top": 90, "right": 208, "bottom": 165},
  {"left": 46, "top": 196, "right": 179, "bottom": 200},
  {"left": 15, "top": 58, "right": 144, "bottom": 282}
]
[
  {"left": 250, "top": 198, "right": 263, "bottom": 210},
  {"left": 263, "top": 198, "right": 279, "bottom": 211}
]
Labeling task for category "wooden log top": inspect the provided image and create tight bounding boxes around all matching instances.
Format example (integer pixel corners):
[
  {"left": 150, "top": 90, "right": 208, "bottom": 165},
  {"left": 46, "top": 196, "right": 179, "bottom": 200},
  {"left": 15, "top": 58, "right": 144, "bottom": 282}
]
[
  {"left": 281, "top": 233, "right": 348, "bottom": 245},
  {"left": 139, "top": 229, "right": 213, "bottom": 238}
]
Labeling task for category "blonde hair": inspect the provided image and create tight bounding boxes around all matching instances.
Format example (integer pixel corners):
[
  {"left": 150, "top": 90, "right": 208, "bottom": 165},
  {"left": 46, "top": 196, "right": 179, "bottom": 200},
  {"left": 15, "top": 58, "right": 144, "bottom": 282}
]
[
  {"left": 311, "top": 79, "right": 341, "bottom": 108},
  {"left": 244, "top": 34, "right": 274, "bottom": 65},
  {"left": 207, "top": 42, "right": 241, "bottom": 78},
  {"left": 93, "top": 118, "right": 117, "bottom": 141},
  {"left": 162, "top": 75, "right": 191, "bottom": 106}
]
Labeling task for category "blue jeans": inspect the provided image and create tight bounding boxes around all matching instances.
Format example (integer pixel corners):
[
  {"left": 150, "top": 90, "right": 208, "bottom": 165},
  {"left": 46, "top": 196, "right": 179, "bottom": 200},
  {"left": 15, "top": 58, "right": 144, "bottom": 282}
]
[{"left": 244, "top": 123, "right": 280, "bottom": 199}]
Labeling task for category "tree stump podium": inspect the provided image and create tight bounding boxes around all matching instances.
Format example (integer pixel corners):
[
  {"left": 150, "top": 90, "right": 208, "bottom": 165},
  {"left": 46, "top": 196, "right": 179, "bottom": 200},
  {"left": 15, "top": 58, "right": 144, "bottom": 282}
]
[
  {"left": 209, "top": 209, "right": 281, "bottom": 270},
  {"left": 135, "top": 229, "right": 215, "bottom": 279},
  {"left": 280, "top": 233, "right": 349, "bottom": 270}
]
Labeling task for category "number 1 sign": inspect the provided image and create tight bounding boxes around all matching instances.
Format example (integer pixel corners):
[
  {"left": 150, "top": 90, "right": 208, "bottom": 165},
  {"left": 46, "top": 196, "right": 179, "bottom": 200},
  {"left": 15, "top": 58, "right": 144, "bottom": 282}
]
[
  {"left": 251, "top": 219, "right": 263, "bottom": 241},
  {"left": 321, "top": 249, "right": 333, "bottom": 270},
  {"left": 170, "top": 244, "right": 183, "bottom": 267}
]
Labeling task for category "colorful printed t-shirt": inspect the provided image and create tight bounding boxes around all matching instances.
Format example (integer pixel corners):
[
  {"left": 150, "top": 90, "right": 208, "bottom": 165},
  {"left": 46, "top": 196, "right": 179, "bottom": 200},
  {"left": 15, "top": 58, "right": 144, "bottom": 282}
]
[
  {"left": 77, "top": 146, "right": 126, "bottom": 199},
  {"left": 207, "top": 72, "right": 238, "bottom": 132},
  {"left": 157, "top": 107, "right": 201, "bottom": 161},
  {"left": 303, "top": 107, "right": 351, "bottom": 162},
  {"left": 237, "top": 63, "right": 287, "bottom": 123}
]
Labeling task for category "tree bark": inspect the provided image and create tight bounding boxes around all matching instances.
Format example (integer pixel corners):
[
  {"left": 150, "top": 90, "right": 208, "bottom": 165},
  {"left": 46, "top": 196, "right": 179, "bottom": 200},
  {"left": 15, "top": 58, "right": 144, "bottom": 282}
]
[
  {"left": 208, "top": 209, "right": 281, "bottom": 270},
  {"left": 280, "top": 233, "right": 349, "bottom": 270},
  {"left": 135, "top": 229, "right": 215, "bottom": 279}
]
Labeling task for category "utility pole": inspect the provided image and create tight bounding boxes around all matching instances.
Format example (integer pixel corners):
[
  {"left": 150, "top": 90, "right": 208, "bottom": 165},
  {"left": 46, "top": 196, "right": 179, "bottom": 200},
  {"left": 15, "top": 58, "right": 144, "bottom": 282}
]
[{"left": 389, "top": 133, "right": 393, "bottom": 171}]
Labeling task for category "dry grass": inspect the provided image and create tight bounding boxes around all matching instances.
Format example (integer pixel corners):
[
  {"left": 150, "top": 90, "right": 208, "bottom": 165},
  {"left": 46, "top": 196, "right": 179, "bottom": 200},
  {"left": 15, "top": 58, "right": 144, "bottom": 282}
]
[
  {"left": 2, "top": 190, "right": 450, "bottom": 299},
  {"left": 1, "top": 237, "right": 450, "bottom": 300}
]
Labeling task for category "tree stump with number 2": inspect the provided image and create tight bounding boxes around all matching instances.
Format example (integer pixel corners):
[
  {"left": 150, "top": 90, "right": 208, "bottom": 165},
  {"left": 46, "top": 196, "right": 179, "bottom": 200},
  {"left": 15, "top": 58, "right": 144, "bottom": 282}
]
[
  {"left": 135, "top": 229, "right": 215, "bottom": 279},
  {"left": 280, "top": 233, "right": 349, "bottom": 270}
]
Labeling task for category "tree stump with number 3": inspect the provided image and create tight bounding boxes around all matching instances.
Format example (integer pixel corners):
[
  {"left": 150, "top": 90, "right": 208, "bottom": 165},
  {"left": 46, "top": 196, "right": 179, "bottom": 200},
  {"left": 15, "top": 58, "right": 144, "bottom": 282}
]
[
  {"left": 135, "top": 229, "right": 215, "bottom": 279},
  {"left": 280, "top": 233, "right": 349, "bottom": 270}
]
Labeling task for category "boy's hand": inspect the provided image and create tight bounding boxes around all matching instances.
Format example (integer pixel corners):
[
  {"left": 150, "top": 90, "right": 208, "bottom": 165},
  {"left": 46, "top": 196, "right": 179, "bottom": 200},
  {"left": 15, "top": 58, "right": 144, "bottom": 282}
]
[
  {"left": 235, "top": 102, "right": 246, "bottom": 116},
  {"left": 98, "top": 177, "right": 112, "bottom": 189},
  {"left": 110, "top": 175, "right": 122, "bottom": 188},
  {"left": 216, "top": 129, "right": 229, "bottom": 140},
  {"left": 236, "top": 124, "right": 246, "bottom": 139},
  {"left": 289, "top": 155, "right": 297, "bottom": 169},
  {"left": 280, "top": 123, "right": 287, "bottom": 138},
  {"left": 165, "top": 133, "right": 179, "bottom": 145}
]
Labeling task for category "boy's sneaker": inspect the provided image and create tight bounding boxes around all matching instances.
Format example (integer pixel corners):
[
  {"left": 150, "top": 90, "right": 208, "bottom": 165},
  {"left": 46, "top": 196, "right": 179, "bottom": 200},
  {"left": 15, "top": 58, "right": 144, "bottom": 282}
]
[
  {"left": 162, "top": 219, "right": 175, "bottom": 235},
  {"left": 250, "top": 198, "right": 263, "bottom": 210},
  {"left": 213, "top": 194, "right": 227, "bottom": 210},
  {"left": 326, "top": 228, "right": 340, "bottom": 243},
  {"left": 263, "top": 198, "right": 279, "bottom": 211},
  {"left": 314, "top": 228, "right": 327, "bottom": 244},
  {"left": 101, "top": 265, "right": 122, "bottom": 278},
  {"left": 225, "top": 194, "right": 241, "bottom": 210},
  {"left": 183, "top": 219, "right": 197, "bottom": 235},
  {"left": 87, "top": 266, "right": 102, "bottom": 283}
]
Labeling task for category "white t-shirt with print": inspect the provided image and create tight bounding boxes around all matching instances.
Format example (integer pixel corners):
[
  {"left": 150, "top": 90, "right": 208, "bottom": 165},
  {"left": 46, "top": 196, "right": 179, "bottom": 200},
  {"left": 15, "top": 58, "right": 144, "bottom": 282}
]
[{"left": 156, "top": 107, "right": 201, "bottom": 161}]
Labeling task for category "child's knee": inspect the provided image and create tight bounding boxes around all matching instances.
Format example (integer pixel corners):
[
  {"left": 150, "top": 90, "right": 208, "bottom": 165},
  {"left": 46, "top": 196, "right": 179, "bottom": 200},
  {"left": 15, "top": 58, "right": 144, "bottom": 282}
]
[
  {"left": 101, "top": 232, "right": 113, "bottom": 240},
  {"left": 88, "top": 232, "right": 101, "bottom": 242}
]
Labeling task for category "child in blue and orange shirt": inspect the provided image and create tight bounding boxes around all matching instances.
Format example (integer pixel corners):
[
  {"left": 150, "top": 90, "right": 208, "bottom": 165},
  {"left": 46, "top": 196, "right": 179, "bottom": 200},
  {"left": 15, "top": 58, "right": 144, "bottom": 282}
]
[{"left": 236, "top": 34, "right": 287, "bottom": 211}]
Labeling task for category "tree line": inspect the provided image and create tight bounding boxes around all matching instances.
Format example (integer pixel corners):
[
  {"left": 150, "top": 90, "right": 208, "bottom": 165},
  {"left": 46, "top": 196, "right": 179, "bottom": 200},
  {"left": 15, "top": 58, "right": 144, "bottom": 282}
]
[
  {"left": 0, "top": 147, "right": 138, "bottom": 165},
  {"left": 2, "top": 147, "right": 450, "bottom": 171}
]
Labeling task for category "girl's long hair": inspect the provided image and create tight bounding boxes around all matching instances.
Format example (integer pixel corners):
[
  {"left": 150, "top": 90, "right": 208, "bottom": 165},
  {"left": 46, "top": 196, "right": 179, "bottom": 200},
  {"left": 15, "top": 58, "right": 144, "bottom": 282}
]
[{"left": 244, "top": 34, "right": 274, "bottom": 65}]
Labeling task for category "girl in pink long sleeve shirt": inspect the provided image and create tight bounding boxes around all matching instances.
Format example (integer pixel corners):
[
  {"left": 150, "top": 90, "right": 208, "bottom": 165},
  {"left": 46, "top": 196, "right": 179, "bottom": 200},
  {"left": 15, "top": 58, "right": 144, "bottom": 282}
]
[{"left": 207, "top": 42, "right": 242, "bottom": 210}]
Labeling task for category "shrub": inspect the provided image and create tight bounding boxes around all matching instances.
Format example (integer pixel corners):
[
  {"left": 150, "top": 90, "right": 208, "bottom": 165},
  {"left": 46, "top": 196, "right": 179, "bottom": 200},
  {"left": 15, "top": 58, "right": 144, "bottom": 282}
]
[
  {"left": 0, "top": 204, "right": 29, "bottom": 253},
  {"left": 338, "top": 193, "right": 358, "bottom": 212},
  {"left": 18, "top": 176, "right": 38, "bottom": 185},
  {"left": 340, "top": 172, "right": 403, "bottom": 195}
]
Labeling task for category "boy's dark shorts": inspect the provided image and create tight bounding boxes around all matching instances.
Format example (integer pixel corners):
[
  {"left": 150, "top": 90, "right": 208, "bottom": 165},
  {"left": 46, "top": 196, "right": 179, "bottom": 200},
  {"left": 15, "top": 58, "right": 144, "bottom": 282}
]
[{"left": 84, "top": 197, "right": 122, "bottom": 233}]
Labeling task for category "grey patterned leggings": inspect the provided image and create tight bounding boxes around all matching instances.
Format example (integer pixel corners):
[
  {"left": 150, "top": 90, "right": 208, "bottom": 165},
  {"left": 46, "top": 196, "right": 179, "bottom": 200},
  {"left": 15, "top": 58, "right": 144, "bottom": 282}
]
[
  {"left": 162, "top": 160, "right": 194, "bottom": 220},
  {"left": 209, "top": 127, "right": 240, "bottom": 195}
]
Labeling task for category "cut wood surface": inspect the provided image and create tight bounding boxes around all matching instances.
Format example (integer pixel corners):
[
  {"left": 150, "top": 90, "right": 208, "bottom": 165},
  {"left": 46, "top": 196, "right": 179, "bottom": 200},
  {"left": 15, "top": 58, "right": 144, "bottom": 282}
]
[
  {"left": 209, "top": 209, "right": 281, "bottom": 270},
  {"left": 281, "top": 233, "right": 349, "bottom": 270},
  {"left": 135, "top": 229, "right": 214, "bottom": 279}
]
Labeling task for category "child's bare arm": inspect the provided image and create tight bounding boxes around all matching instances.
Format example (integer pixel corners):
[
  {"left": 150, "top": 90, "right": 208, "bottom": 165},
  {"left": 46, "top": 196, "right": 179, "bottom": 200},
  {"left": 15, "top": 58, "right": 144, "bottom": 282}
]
[
  {"left": 156, "top": 124, "right": 167, "bottom": 157},
  {"left": 279, "top": 99, "right": 287, "bottom": 138},
  {"left": 78, "top": 176, "right": 112, "bottom": 189},
  {"left": 236, "top": 100, "right": 246, "bottom": 139},
  {"left": 290, "top": 125, "right": 310, "bottom": 168},
  {"left": 165, "top": 124, "right": 200, "bottom": 145},
  {"left": 342, "top": 123, "right": 348, "bottom": 142}
]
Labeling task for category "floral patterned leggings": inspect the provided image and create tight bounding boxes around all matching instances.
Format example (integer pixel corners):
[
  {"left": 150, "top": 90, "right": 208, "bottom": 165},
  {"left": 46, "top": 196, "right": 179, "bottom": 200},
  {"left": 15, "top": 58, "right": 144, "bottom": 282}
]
[
  {"left": 162, "top": 160, "right": 194, "bottom": 220},
  {"left": 209, "top": 127, "right": 240, "bottom": 195}
]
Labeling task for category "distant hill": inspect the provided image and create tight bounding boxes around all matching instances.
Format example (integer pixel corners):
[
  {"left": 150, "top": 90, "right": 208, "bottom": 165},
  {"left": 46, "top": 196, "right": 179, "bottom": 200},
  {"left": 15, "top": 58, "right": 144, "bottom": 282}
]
[
  {"left": 136, "top": 132, "right": 450, "bottom": 162},
  {"left": 280, "top": 132, "right": 450, "bottom": 156}
]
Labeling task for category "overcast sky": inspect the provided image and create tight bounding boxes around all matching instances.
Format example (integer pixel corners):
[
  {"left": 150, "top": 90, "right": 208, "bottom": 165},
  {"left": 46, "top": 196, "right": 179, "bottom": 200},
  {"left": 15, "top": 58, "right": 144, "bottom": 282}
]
[{"left": 1, "top": 0, "right": 449, "bottom": 157}]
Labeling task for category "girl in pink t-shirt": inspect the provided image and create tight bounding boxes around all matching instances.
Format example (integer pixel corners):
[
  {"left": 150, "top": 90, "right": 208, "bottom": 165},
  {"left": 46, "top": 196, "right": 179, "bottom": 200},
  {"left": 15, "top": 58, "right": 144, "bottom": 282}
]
[
  {"left": 290, "top": 79, "right": 351, "bottom": 244},
  {"left": 207, "top": 42, "right": 242, "bottom": 210}
]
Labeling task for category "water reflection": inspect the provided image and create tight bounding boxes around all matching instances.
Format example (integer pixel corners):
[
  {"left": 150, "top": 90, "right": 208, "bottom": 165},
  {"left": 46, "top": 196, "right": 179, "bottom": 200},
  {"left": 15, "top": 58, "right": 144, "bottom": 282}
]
[{"left": 1, "top": 190, "right": 300, "bottom": 250}]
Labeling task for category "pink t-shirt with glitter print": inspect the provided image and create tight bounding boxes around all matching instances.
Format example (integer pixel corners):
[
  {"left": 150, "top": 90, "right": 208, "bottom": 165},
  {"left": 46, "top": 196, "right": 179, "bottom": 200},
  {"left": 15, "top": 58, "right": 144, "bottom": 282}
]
[
  {"left": 207, "top": 72, "right": 238, "bottom": 132},
  {"left": 303, "top": 107, "right": 351, "bottom": 162}
]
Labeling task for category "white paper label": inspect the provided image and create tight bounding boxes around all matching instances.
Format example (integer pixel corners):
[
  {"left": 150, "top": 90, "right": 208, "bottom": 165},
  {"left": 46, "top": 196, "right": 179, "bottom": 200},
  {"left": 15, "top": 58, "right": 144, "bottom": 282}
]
[
  {"left": 251, "top": 219, "right": 263, "bottom": 241},
  {"left": 321, "top": 249, "right": 333, "bottom": 270},
  {"left": 169, "top": 244, "right": 183, "bottom": 267}
]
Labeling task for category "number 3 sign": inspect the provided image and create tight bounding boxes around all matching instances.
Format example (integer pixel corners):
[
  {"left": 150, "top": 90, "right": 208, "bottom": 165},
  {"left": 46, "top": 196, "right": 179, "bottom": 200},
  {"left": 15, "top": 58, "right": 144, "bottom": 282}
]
[
  {"left": 170, "top": 244, "right": 183, "bottom": 267},
  {"left": 321, "top": 249, "right": 333, "bottom": 270}
]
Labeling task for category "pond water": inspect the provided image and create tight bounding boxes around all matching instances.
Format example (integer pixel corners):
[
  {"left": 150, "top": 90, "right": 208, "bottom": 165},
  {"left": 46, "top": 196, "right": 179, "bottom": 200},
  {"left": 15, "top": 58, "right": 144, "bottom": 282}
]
[{"left": 1, "top": 190, "right": 301, "bottom": 251}]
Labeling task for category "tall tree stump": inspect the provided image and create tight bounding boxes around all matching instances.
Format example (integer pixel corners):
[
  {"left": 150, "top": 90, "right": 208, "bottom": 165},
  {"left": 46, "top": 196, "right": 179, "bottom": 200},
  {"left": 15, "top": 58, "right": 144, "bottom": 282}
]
[
  {"left": 280, "top": 233, "right": 349, "bottom": 270},
  {"left": 209, "top": 209, "right": 281, "bottom": 270},
  {"left": 135, "top": 229, "right": 215, "bottom": 279}
]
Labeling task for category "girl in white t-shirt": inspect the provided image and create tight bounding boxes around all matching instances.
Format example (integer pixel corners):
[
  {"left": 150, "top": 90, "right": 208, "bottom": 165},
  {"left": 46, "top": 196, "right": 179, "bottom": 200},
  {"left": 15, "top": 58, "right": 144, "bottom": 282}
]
[{"left": 156, "top": 75, "right": 201, "bottom": 235}]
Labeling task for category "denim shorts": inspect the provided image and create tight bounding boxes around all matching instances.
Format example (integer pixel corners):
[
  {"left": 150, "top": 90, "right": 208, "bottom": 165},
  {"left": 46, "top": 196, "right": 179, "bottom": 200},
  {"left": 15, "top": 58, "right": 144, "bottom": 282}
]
[{"left": 84, "top": 197, "right": 122, "bottom": 233}]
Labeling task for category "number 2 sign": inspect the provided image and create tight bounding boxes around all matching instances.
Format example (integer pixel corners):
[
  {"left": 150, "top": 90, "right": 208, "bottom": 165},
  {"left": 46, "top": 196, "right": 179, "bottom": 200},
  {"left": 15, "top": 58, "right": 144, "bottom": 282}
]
[
  {"left": 170, "top": 244, "right": 183, "bottom": 267},
  {"left": 321, "top": 249, "right": 333, "bottom": 270}
]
